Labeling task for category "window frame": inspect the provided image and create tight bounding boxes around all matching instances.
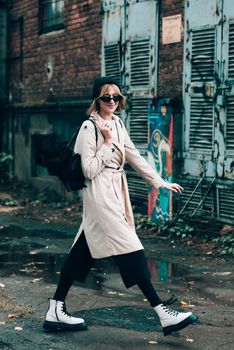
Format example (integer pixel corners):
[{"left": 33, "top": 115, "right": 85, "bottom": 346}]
[{"left": 38, "top": 0, "right": 65, "bottom": 34}]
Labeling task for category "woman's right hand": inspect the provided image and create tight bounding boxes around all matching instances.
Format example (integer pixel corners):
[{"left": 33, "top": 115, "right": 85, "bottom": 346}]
[{"left": 94, "top": 119, "right": 113, "bottom": 144}]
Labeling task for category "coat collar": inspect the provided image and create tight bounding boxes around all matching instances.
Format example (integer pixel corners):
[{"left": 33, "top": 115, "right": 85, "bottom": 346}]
[{"left": 91, "top": 111, "right": 119, "bottom": 122}]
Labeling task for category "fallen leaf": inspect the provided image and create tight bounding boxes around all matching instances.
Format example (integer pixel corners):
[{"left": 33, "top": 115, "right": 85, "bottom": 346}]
[
  {"left": 212, "top": 272, "right": 231, "bottom": 277},
  {"left": 180, "top": 300, "right": 189, "bottom": 307},
  {"left": 29, "top": 251, "right": 37, "bottom": 255},
  {"left": 180, "top": 300, "right": 195, "bottom": 307},
  {"left": 0, "top": 321, "right": 6, "bottom": 325},
  {"left": 0, "top": 283, "right": 5, "bottom": 288},
  {"left": 186, "top": 338, "right": 194, "bottom": 342},
  {"left": 8, "top": 314, "right": 17, "bottom": 319},
  {"left": 15, "top": 326, "right": 23, "bottom": 331},
  {"left": 30, "top": 278, "right": 43, "bottom": 283}
]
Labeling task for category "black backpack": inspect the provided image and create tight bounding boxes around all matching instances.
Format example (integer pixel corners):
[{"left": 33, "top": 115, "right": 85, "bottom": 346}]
[{"left": 33, "top": 119, "right": 97, "bottom": 192}]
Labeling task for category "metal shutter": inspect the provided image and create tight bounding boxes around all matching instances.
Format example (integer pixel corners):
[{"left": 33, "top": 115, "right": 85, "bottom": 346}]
[
  {"left": 189, "top": 96, "right": 213, "bottom": 151},
  {"left": 130, "top": 38, "right": 150, "bottom": 87},
  {"left": 191, "top": 28, "right": 215, "bottom": 82},
  {"left": 227, "top": 24, "right": 234, "bottom": 152},
  {"left": 226, "top": 96, "right": 234, "bottom": 151},
  {"left": 104, "top": 43, "right": 121, "bottom": 85},
  {"left": 217, "top": 186, "right": 234, "bottom": 222},
  {"left": 129, "top": 96, "right": 149, "bottom": 144},
  {"left": 127, "top": 169, "right": 148, "bottom": 205},
  {"left": 228, "top": 23, "right": 234, "bottom": 79}
]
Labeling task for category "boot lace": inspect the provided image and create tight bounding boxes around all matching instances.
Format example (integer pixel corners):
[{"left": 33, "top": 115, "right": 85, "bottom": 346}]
[
  {"left": 60, "top": 302, "right": 72, "bottom": 318},
  {"left": 162, "top": 294, "right": 178, "bottom": 306},
  {"left": 162, "top": 305, "right": 179, "bottom": 317}
]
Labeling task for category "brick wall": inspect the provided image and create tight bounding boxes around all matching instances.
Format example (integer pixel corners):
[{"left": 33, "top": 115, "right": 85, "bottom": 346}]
[
  {"left": 8, "top": 0, "right": 102, "bottom": 105},
  {"left": 158, "top": 0, "right": 184, "bottom": 98}
]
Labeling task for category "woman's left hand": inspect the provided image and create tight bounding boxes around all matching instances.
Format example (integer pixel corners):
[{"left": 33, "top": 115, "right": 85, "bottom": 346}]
[{"left": 163, "top": 182, "right": 183, "bottom": 194}]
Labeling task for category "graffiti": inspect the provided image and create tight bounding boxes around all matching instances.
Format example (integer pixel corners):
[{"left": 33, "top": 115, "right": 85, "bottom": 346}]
[{"left": 148, "top": 99, "right": 173, "bottom": 223}]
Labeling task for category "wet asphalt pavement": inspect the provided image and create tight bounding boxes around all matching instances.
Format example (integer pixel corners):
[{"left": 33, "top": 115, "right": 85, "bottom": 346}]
[{"left": 0, "top": 211, "right": 233, "bottom": 350}]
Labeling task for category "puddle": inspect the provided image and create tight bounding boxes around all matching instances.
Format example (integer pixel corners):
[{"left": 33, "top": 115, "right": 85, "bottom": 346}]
[
  {"left": 0, "top": 225, "right": 193, "bottom": 293},
  {"left": 148, "top": 258, "right": 190, "bottom": 283},
  {"left": 0, "top": 240, "right": 190, "bottom": 292}
]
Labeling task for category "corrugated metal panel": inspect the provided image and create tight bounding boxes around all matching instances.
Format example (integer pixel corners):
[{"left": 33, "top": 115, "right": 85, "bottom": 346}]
[
  {"left": 189, "top": 96, "right": 213, "bottom": 151},
  {"left": 228, "top": 23, "right": 234, "bottom": 79},
  {"left": 191, "top": 28, "right": 215, "bottom": 82},
  {"left": 104, "top": 43, "right": 121, "bottom": 85},
  {"left": 129, "top": 96, "right": 149, "bottom": 143},
  {"left": 218, "top": 187, "right": 234, "bottom": 221},
  {"left": 226, "top": 95, "right": 234, "bottom": 151},
  {"left": 127, "top": 170, "right": 148, "bottom": 204},
  {"left": 130, "top": 38, "right": 150, "bottom": 87}
]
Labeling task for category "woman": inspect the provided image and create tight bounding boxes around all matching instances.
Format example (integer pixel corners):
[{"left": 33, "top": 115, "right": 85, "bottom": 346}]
[{"left": 43, "top": 76, "right": 198, "bottom": 336}]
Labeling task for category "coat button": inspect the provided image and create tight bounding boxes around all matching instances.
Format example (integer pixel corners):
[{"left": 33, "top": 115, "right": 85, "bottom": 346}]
[{"left": 111, "top": 148, "right": 115, "bottom": 152}]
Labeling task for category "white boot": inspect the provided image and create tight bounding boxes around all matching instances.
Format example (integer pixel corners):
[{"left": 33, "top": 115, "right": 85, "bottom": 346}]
[
  {"left": 154, "top": 304, "right": 198, "bottom": 336},
  {"left": 43, "top": 299, "right": 87, "bottom": 331}
]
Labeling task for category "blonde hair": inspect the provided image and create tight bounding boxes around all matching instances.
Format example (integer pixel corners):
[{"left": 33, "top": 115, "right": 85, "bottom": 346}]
[{"left": 87, "top": 84, "right": 126, "bottom": 115}]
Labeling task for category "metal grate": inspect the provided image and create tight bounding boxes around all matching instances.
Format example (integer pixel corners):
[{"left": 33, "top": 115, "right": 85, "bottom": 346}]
[
  {"left": 218, "top": 187, "right": 234, "bottom": 222},
  {"left": 228, "top": 23, "right": 234, "bottom": 79},
  {"left": 191, "top": 28, "right": 215, "bottom": 82},
  {"left": 226, "top": 96, "right": 234, "bottom": 151},
  {"left": 189, "top": 96, "right": 213, "bottom": 151},
  {"left": 129, "top": 96, "right": 149, "bottom": 144},
  {"left": 104, "top": 44, "right": 121, "bottom": 85},
  {"left": 130, "top": 38, "right": 150, "bottom": 87},
  {"left": 177, "top": 178, "right": 217, "bottom": 217}
]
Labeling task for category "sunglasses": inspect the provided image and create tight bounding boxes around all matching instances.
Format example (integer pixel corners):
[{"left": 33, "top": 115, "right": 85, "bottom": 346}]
[{"left": 99, "top": 95, "right": 122, "bottom": 103}]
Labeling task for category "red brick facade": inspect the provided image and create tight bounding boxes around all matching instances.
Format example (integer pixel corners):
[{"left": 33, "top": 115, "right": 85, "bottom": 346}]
[
  {"left": 8, "top": 0, "right": 102, "bottom": 106},
  {"left": 157, "top": 0, "right": 184, "bottom": 98},
  {"left": 8, "top": 0, "right": 184, "bottom": 105}
]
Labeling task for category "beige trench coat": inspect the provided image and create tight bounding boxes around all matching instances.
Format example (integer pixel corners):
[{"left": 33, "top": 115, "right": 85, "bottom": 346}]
[{"left": 72, "top": 112, "right": 166, "bottom": 259}]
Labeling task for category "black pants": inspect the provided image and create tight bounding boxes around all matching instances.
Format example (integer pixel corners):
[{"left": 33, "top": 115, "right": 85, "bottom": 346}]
[
  {"left": 61, "top": 231, "right": 151, "bottom": 288},
  {"left": 54, "top": 232, "right": 162, "bottom": 307}
]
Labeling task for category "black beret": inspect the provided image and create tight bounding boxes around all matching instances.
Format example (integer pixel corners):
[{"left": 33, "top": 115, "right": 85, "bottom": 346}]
[{"left": 92, "top": 76, "right": 122, "bottom": 99}]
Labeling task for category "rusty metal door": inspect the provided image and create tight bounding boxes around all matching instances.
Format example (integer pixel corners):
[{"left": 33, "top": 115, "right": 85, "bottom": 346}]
[{"left": 183, "top": 0, "right": 234, "bottom": 222}]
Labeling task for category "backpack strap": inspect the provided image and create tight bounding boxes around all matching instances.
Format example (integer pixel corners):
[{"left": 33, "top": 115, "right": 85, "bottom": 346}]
[
  {"left": 88, "top": 117, "right": 98, "bottom": 145},
  {"left": 68, "top": 118, "right": 98, "bottom": 149}
]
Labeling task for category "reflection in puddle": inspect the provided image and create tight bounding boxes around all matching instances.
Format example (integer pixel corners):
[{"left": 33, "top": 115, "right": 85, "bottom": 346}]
[
  {"left": 0, "top": 240, "right": 190, "bottom": 291},
  {"left": 148, "top": 258, "right": 189, "bottom": 283}
]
